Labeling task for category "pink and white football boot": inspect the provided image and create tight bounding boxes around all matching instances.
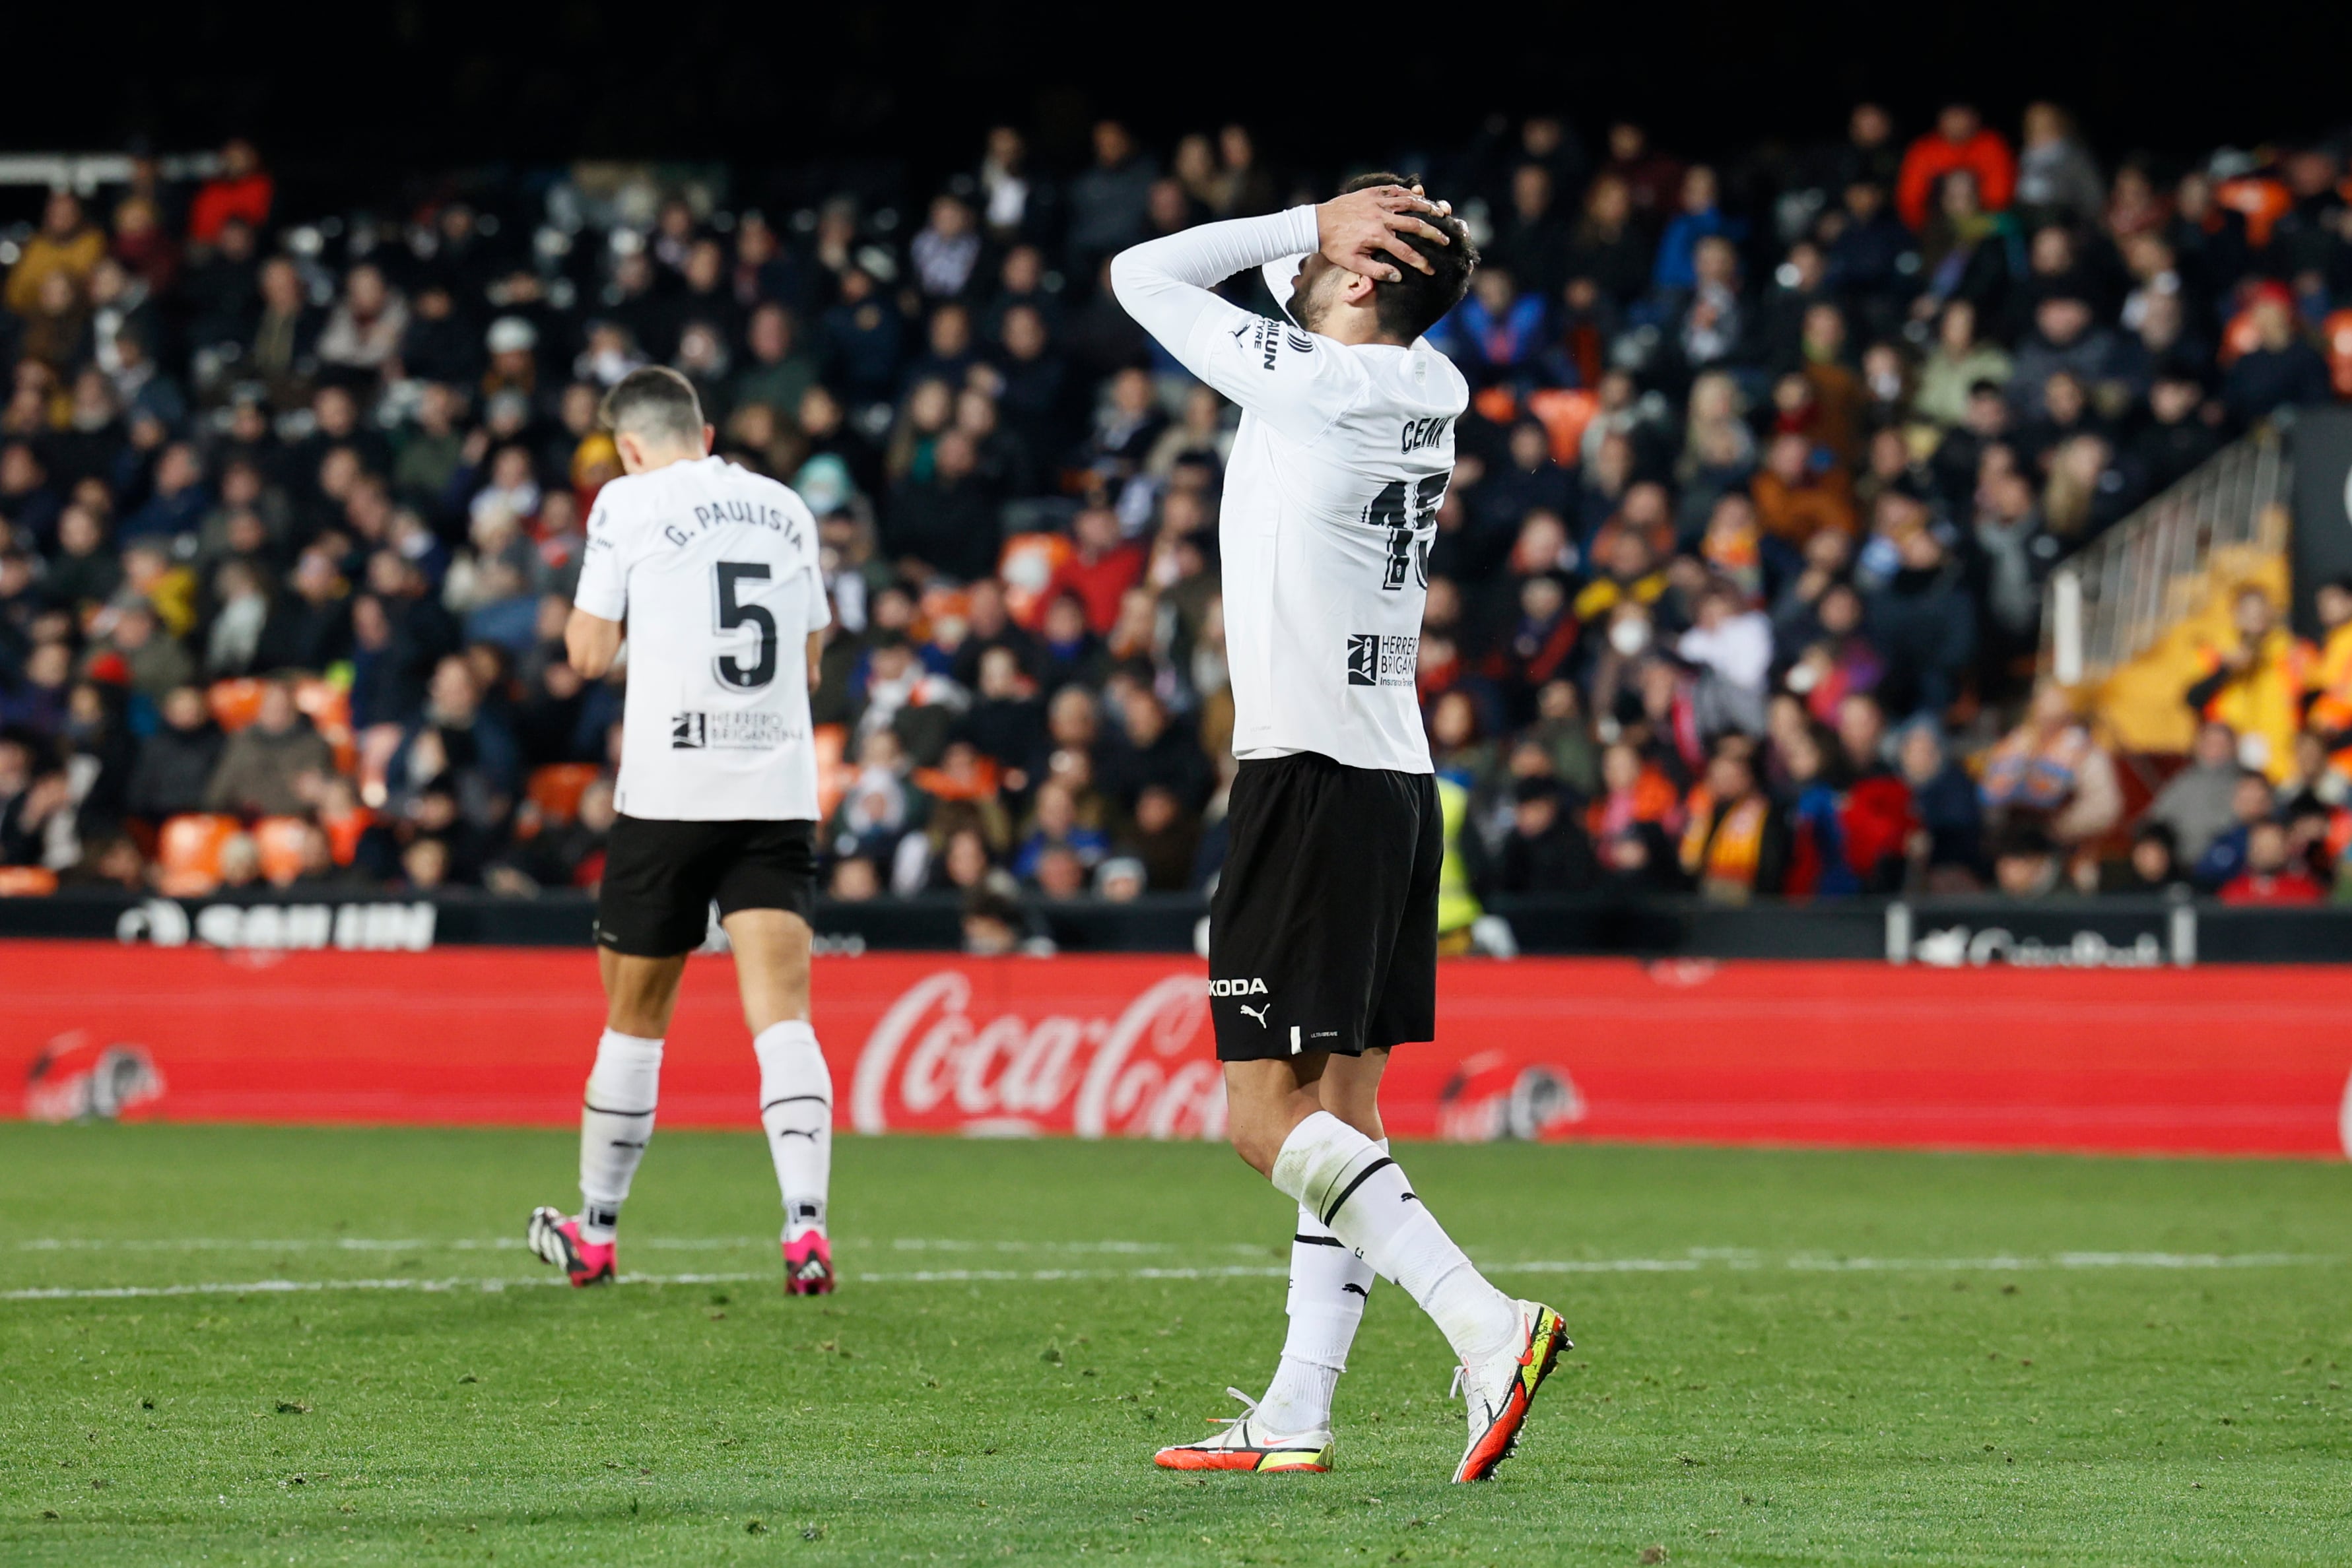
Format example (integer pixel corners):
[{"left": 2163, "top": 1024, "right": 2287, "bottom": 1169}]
[
  {"left": 527, "top": 1206, "right": 617, "bottom": 1288},
  {"left": 782, "top": 1230, "right": 835, "bottom": 1295}
]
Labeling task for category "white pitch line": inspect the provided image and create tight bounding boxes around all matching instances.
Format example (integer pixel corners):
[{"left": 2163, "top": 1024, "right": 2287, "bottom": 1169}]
[
  {"left": 7, "top": 1236, "right": 1273, "bottom": 1255},
  {"left": 2, "top": 1251, "right": 2338, "bottom": 1303},
  {"left": 1779, "top": 1251, "right": 2325, "bottom": 1272}
]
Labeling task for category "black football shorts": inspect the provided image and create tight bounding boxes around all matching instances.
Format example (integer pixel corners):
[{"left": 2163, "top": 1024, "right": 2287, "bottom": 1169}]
[
  {"left": 595, "top": 814, "right": 818, "bottom": 958},
  {"left": 1206, "top": 751, "right": 1442, "bottom": 1062}
]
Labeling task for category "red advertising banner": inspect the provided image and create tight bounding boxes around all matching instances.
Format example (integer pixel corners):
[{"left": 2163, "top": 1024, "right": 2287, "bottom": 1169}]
[{"left": 4, "top": 942, "right": 2349, "bottom": 1158}]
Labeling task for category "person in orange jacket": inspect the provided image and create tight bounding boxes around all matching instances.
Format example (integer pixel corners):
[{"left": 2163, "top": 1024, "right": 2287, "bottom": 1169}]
[
  {"left": 2184, "top": 585, "right": 2314, "bottom": 783},
  {"left": 2304, "top": 576, "right": 2352, "bottom": 736},
  {"left": 1896, "top": 106, "right": 2017, "bottom": 231}
]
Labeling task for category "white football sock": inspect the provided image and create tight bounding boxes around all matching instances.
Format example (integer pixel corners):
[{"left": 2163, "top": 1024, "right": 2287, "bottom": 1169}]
[
  {"left": 1254, "top": 1144, "right": 1383, "bottom": 1435},
  {"left": 1271, "top": 1112, "right": 1520, "bottom": 1372},
  {"left": 578, "top": 1029, "right": 663, "bottom": 1242},
  {"left": 754, "top": 1020, "right": 832, "bottom": 1241}
]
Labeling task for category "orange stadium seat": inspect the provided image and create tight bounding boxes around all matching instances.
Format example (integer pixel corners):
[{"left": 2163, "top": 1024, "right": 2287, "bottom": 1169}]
[
  {"left": 0, "top": 866, "right": 58, "bottom": 896},
  {"left": 917, "top": 583, "right": 972, "bottom": 640},
  {"left": 2214, "top": 176, "right": 2292, "bottom": 249},
  {"left": 252, "top": 816, "right": 311, "bottom": 886},
  {"left": 1526, "top": 388, "right": 1599, "bottom": 467},
  {"left": 207, "top": 677, "right": 266, "bottom": 733},
  {"left": 292, "top": 678, "right": 357, "bottom": 775},
  {"left": 1472, "top": 386, "right": 1519, "bottom": 426},
  {"left": 156, "top": 813, "right": 242, "bottom": 896},
  {"left": 319, "top": 805, "right": 372, "bottom": 867},
  {"left": 526, "top": 763, "right": 603, "bottom": 825}
]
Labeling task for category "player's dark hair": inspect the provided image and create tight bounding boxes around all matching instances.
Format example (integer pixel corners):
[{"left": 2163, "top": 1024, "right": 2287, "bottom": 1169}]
[
  {"left": 599, "top": 366, "right": 704, "bottom": 445},
  {"left": 1337, "top": 171, "right": 1477, "bottom": 343}
]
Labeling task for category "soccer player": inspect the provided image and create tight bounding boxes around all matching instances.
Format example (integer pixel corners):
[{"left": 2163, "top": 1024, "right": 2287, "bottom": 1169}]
[
  {"left": 1112, "top": 181, "right": 1568, "bottom": 1483},
  {"left": 527, "top": 366, "right": 838, "bottom": 1296}
]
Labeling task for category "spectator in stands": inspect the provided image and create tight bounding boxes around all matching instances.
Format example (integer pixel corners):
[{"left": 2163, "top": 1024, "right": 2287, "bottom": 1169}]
[
  {"left": 1094, "top": 855, "right": 1147, "bottom": 901},
  {"left": 2132, "top": 368, "right": 2225, "bottom": 493},
  {"left": 1896, "top": 104, "right": 2017, "bottom": 230},
  {"left": 1013, "top": 777, "right": 1108, "bottom": 885},
  {"left": 389, "top": 655, "right": 520, "bottom": 812},
  {"left": 1990, "top": 823, "right": 2062, "bottom": 896},
  {"left": 2010, "top": 297, "right": 2125, "bottom": 417},
  {"left": 203, "top": 678, "right": 331, "bottom": 816},
  {"left": 2097, "top": 820, "right": 2186, "bottom": 895},
  {"left": 1979, "top": 684, "right": 2122, "bottom": 848},
  {"left": 1566, "top": 174, "right": 1651, "bottom": 310},
  {"left": 1679, "top": 739, "right": 1786, "bottom": 903},
  {"left": 188, "top": 139, "right": 273, "bottom": 244},
  {"left": 1118, "top": 783, "right": 1199, "bottom": 892},
  {"left": 2185, "top": 585, "right": 2308, "bottom": 781},
  {"left": 887, "top": 429, "right": 1000, "bottom": 583},
  {"left": 119, "top": 442, "right": 209, "bottom": 544},
  {"left": 1066, "top": 121, "right": 1157, "bottom": 281},
  {"left": 1491, "top": 778, "right": 1596, "bottom": 893},
  {"left": 1751, "top": 430, "right": 1856, "bottom": 546},
  {"left": 2, "top": 641, "right": 72, "bottom": 736},
  {"left": 90, "top": 601, "right": 193, "bottom": 707},
  {"left": 1098, "top": 688, "right": 1210, "bottom": 815},
  {"left": 2145, "top": 720, "right": 2248, "bottom": 866},
  {"left": 2223, "top": 286, "right": 2332, "bottom": 422},
  {"left": 318, "top": 263, "right": 407, "bottom": 375},
  {"left": 5, "top": 192, "right": 105, "bottom": 317},
  {"left": 1914, "top": 301, "right": 2013, "bottom": 426},
  {"left": 1865, "top": 511, "right": 1975, "bottom": 720},
  {"left": 2219, "top": 818, "right": 2324, "bottom": 905},
  {"left": 1825, "top": 179, "right": 1912, "bottom": 308},
  {"left": 255, "top": 548, "right": 354, "bottom": 675},
  {"left": 1897, "top": 719, "right": 1983, "bottom": 888},
  {"left": 1677, "top": 579, "right": 1772, "bottom": 735},
  {"left": 2013, "top": 104, "right": 2105, "bottom": 224},
  {"left": 1043, "top": 504, "right": 1145, "bottom": 636},
  {"left": 2192, "top": 770, "right": 2283, "bottom": 890}
]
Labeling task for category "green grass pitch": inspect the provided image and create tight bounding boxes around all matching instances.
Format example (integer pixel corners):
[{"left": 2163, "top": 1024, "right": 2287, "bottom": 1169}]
[{"left": 2, "top": 1125, "right": 2347, "bottom": 1565}]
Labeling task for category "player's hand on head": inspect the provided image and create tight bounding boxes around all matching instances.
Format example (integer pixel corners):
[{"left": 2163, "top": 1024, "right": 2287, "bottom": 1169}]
[{"left": 1315, "top": 185, "right": 1449, "bottom": 283}]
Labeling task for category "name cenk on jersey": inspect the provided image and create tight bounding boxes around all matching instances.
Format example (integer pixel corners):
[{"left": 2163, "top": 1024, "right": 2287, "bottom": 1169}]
[{"left": 1104, "top": 205, "right": 1467, "bottom": 775}]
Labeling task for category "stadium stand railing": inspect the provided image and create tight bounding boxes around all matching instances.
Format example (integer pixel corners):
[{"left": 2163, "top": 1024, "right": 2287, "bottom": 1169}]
[{"left": 2044, "top": 427, "right": 2292, "bottom": 690}]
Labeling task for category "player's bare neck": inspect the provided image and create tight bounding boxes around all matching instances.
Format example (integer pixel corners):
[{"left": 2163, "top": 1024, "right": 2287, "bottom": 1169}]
[
  {"left": 1309, "top": 306, "right": 1405, "bottom": 350},
  {"left": 620, "top": 443, "right": 704, "bottom": 476}
]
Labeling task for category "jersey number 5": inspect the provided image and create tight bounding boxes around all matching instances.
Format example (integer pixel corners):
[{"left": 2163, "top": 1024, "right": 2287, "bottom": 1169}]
[{"left": 712, "top": 562, "right": 778, "bottom": 690}]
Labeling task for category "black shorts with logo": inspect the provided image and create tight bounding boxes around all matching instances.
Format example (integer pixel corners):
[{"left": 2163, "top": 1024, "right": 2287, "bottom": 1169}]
[
  {"left": 595, "top": 814, "right": 819, "bottom": 958},
  {"left": 1207, "top": 752, "right": 1442, "bottom": 1062}
]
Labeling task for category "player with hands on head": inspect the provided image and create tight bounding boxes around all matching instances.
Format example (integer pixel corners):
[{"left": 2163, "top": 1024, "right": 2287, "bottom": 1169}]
[{"left": 1111, "top": 178, "right": 1569, "bottom": 1484}]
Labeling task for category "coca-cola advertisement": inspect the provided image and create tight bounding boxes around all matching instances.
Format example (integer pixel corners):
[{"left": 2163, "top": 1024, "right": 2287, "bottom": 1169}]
[
  {"left": 846, "top": 968, "right": 1225, "bottom": 1140},
  {"left": 3, "top": 942, "right": 2351, "bottom": 1158}
]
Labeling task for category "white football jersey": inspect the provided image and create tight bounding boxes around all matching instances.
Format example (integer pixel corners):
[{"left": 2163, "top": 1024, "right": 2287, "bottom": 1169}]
[
  {"left": 572, "top": 455, "right": 830, "bottom": 821},
  {"left": 1111, "top": 208, "right": 1465, "bottom": 774}
]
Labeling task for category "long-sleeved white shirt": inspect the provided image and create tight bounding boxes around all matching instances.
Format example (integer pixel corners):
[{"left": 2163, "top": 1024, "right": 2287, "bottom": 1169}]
[{"left": 1110, "top": 209, "right": 1467, "bottom": 775}]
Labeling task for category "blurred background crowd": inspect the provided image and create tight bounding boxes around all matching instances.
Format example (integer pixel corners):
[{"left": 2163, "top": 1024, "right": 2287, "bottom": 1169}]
[{"left": 5, "top": 103, "right": 2352, "bottom": 917}]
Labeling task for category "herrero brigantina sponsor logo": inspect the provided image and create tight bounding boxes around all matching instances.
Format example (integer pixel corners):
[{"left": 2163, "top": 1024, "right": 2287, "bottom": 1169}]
[
  {"left": 1345, "top": 633, "right": 1418, "bottom": 687},
  {"left": 671, "top": 711, "right": 797, "bottom": 750}
]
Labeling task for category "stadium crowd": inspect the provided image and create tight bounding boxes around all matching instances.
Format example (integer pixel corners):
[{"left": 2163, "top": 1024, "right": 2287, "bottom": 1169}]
[{"left": 5, "top": 108, "right": 2352, "bottom": 916}]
